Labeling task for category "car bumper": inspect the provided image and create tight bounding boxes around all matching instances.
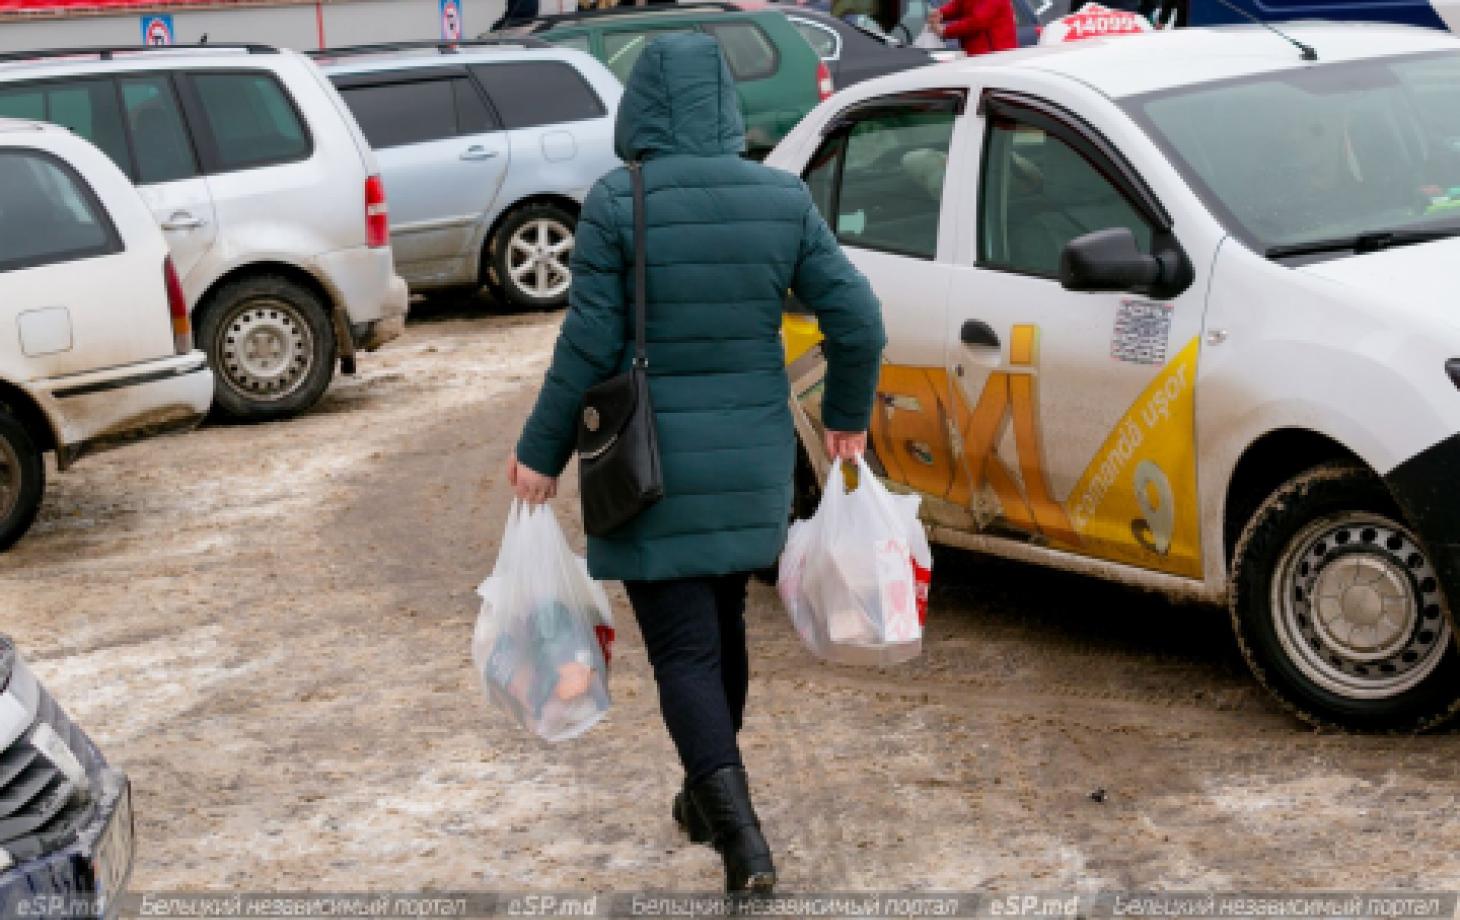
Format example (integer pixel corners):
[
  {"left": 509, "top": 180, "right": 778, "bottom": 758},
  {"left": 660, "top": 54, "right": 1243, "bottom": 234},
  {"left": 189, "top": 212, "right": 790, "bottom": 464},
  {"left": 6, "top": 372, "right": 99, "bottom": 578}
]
[
  {"left": 315, "top": 246, "right": 410, "bottom": 327},
  {"left": 0, "top": 771, "right": 134, "bottom": 920},
  {"left": 1385, "top": 432, "right": 1460, "bottom": 632},
  {"left": 353, "top": 313, "right": 406, "bottom": 352},
  {"left": 33, "top": 352, "right": 212, "bottom": 470}
]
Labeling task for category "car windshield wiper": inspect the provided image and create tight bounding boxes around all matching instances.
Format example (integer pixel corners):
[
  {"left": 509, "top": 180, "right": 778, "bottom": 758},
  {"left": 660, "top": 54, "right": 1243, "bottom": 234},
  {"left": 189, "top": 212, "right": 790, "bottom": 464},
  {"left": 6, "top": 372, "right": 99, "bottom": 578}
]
[{"left": 1267, "top": 225, "right": 1460, "bottom": 259}]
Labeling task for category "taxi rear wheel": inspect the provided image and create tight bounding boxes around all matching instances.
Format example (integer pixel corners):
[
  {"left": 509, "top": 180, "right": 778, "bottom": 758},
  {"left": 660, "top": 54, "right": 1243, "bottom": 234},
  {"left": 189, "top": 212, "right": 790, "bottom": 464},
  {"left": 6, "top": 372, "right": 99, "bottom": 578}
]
[
  {"left": 1230, "top": 462, "right": 1460, "bottom": 731},
  {"left": 0, "top": 410, "right": 44, "bottom": 552}
]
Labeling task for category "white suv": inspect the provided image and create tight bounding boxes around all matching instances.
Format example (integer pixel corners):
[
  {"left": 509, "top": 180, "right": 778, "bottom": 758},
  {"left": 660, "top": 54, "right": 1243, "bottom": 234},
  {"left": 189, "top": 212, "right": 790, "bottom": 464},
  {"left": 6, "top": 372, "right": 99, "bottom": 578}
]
[
  {"left": 0, "top": 43, "right": 410, "bottom": 421},
  {"left": 0, "top": 119, "right": 212, "bottom": 549}
]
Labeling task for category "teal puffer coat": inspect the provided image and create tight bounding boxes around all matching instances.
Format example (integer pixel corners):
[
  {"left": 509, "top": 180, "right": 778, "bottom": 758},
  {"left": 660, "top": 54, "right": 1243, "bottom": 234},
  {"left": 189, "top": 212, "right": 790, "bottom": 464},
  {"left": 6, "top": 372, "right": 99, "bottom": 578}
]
[{"left": 514, "top": 32, "right": 885, "bottom": 582}]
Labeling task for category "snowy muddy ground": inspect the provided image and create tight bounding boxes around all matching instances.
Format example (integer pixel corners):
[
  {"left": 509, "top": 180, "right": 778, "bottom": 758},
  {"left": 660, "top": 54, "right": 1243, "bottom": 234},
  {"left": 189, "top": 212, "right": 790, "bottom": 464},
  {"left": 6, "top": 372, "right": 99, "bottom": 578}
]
[{"left": 4, "top": 296, "right": 1458, "bottom": 896}]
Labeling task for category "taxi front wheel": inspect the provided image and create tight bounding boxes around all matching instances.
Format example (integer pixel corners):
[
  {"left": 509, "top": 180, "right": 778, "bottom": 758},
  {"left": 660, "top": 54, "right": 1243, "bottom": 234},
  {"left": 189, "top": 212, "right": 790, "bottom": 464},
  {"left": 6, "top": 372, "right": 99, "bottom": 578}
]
[{"left": 1230, "top": 462, "right": 1460, "bottom": 731}]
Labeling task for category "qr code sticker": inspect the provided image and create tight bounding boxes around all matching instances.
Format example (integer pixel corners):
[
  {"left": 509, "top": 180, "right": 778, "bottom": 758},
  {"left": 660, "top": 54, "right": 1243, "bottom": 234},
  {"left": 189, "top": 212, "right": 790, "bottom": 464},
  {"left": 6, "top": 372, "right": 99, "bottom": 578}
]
[{"left": 1111, "top": 299, "right": 1172, "bottom": 365}]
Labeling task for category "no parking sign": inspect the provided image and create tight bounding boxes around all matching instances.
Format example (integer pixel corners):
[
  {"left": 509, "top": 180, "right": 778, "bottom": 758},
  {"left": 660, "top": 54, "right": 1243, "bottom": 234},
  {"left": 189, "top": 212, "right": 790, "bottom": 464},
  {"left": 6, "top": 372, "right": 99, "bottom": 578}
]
[
  {"left": 440, "top": 0, "right": 463, "bottom": 40},
  {"left": 140, "top": 13, "right": 175, "bottom": 45}
]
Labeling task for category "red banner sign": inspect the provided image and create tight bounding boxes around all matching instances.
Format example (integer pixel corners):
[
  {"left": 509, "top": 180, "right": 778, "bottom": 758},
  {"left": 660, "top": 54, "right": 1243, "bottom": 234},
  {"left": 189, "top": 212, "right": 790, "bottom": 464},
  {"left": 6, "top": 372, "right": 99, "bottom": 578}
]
[{"left": 1, "top": 0, "right": 272, "bottom": 11}]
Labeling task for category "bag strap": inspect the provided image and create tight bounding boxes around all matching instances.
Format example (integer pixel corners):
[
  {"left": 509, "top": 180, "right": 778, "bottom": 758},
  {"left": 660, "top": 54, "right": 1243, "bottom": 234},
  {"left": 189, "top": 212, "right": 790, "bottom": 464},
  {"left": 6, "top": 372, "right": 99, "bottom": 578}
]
[{"left": 628, "top": 161, "right": 648, "bottom": 369}]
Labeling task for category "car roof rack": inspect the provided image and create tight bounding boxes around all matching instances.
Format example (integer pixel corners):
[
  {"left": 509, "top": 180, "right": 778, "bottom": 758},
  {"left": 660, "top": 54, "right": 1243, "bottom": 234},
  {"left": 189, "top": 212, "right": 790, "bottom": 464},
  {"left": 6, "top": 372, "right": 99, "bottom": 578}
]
[
  {"left": 493, "top": 1, "right": 744, "bottom": 31},
  {"left": 0, "top": 43, "right": 279, "bottom": 65},
  {"left": 307, "top": 37, "right": 551, "bottom": 59}
]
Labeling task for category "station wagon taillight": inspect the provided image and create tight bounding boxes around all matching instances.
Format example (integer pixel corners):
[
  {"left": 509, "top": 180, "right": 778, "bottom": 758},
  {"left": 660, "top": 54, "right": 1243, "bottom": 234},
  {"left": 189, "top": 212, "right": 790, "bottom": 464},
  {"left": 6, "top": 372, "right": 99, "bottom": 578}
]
[
  {"left": 817, "top": 60, "right": 834, "bottom": 101},
  {"left": 163, "top": 256, "right": 192, "bottom": 355},
  {"left": 365, "top": 175, "right": 390, "bottom": 249}
]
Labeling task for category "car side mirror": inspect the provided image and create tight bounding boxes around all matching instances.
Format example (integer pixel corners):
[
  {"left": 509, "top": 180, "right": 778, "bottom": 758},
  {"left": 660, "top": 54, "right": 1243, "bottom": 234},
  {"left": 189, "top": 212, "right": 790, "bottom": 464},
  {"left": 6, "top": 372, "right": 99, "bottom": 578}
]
[{"left": 1059, "top": 227, "right": 1191, "bottom": 300}]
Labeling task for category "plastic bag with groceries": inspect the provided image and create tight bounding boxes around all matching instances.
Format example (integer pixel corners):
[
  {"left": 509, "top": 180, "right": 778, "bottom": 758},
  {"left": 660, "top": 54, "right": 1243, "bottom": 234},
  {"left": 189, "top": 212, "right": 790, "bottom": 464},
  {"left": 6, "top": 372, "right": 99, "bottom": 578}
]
[
  {"left": 472, "top": 500, "right": 614, "bottom": 742},
  {"left": 778, "top": 456, "right": 932, "bottom": 666}
]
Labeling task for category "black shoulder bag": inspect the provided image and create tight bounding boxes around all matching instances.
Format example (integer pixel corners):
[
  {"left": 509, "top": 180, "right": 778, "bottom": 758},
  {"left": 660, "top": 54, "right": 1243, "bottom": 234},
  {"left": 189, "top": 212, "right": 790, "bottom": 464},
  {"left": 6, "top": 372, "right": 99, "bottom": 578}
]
[{"left": 576, "top": 161, "right": 664, "bottom": 537}]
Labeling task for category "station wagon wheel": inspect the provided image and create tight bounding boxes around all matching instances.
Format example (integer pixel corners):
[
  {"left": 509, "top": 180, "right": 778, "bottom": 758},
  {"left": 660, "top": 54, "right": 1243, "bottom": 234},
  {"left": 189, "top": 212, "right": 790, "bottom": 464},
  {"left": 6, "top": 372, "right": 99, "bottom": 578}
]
[
  {"left": 1230, "top": 462, "right": 1460, "bottom": 731},
  {"left": 198, "top": 275, "right": 337, "bottom": 422},
  {"left": 0, "top": 410, "right": 45, "bottom": 552},
  {"left": 490, "top": 203, "right": 576, "bottom": 310}
]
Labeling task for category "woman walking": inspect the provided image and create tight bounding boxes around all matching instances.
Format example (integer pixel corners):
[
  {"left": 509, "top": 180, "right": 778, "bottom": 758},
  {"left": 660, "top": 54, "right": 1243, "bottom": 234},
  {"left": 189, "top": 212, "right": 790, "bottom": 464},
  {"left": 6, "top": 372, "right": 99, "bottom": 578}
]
[{"left": 506, "top": 33, "right": 885, "bottom": 893}]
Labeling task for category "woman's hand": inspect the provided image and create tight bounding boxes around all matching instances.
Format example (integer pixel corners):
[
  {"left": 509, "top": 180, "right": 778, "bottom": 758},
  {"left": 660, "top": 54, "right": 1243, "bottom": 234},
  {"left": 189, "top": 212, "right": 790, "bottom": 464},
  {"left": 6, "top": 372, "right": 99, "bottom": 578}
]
[
  {"left": 824, "top": 429, "right": 867, "bottom": 462},
  {"left": 506, "top": 452, "right": 558, "bottom": 506}
]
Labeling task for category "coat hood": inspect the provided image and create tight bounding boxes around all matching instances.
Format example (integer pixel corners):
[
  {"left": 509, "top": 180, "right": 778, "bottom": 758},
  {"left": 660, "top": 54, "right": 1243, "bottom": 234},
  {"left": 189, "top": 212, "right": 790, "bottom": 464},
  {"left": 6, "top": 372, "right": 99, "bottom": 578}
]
[{"left": 614, "top": 32, "right": 745, "bottom": 161}]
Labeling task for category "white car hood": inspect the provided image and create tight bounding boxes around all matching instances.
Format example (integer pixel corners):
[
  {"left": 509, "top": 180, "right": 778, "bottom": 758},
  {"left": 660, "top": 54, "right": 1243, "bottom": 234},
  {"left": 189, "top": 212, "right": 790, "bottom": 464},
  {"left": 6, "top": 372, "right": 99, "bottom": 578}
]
[{"left": 1295, "top": 237, "right": 1460, "bottom": 329}]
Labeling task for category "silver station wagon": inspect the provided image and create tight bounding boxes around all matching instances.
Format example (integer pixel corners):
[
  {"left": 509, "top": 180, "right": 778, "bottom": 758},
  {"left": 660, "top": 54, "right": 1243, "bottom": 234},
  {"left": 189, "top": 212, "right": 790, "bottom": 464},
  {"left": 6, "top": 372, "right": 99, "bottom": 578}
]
[{"left": 318, "top": 40, "right": 623, "bottom": 309}]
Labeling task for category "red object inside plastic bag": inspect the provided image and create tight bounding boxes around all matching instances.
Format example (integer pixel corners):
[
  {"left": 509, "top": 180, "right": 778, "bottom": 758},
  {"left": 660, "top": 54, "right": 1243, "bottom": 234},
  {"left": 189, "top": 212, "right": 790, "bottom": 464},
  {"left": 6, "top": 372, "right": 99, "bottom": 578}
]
[
  {"left": 594, "top": 624, "right": 615, "bottom": 668},
  {"left": 913, "top": 559, "right": 931, "bottom": 626}
]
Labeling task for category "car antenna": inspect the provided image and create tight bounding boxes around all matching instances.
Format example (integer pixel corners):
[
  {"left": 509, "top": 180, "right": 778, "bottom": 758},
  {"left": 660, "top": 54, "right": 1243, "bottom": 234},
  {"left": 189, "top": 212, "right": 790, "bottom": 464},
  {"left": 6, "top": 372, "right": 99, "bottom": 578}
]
[{"left": 1211, "top": 0, "right": 1317, "bottom": 61}]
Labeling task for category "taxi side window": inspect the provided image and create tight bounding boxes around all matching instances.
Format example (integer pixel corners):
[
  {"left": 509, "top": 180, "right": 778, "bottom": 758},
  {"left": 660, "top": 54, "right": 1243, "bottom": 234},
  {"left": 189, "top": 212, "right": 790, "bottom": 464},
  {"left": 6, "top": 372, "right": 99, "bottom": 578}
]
[
  {"left": 979, "top": 115, "right": 1153, "bottom": 277},
  {"left": 801, "top": 105, "right": 956, "bottom": 259}
]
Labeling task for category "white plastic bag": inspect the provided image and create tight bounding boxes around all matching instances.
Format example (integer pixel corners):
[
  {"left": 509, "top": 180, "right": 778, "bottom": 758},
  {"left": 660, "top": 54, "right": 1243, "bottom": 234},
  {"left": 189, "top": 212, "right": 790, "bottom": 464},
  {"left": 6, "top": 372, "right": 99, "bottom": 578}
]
[
  {"left": 472, "top": 500, "right": 614, "bottom": 742},
  {"left": 778, "top": 457, "right": 932, "bottom": 666},
  {"left": 913, "top": 26, "right": 946, "bottom": 50}
]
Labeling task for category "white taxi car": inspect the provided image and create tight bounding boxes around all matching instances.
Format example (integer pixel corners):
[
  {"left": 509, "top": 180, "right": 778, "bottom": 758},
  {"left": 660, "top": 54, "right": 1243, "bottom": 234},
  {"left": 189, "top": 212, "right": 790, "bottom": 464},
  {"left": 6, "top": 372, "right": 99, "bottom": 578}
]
[
  {"left": 0, "top": 119, "right": 212, "bottom": 550},
  {"left": 770, "top": 23, "right": 1460, "bottom": 730}
]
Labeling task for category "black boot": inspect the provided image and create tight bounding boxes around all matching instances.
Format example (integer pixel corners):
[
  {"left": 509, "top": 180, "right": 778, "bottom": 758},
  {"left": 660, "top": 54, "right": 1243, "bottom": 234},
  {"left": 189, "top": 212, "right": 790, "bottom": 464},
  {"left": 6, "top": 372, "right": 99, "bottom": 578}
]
[
  {"left": 672, "top": 779, "right": 712, "bottom": 844},
  {"left": 687, "top": 765, "right": 776, "bottom": 894}
]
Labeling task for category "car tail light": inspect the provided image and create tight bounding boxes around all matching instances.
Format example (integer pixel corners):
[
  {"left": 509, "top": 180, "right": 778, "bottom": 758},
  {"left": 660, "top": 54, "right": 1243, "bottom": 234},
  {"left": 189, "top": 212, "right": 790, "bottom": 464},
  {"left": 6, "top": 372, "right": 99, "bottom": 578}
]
[
  {"left": 163, "top": 256, "right": 192, "bottom": 355},
  {"left": 816, "top": 60, "right": 834, "bottom": 101},
  {"left": 365, "top": 175, "right": 390, "bottom": 249}
]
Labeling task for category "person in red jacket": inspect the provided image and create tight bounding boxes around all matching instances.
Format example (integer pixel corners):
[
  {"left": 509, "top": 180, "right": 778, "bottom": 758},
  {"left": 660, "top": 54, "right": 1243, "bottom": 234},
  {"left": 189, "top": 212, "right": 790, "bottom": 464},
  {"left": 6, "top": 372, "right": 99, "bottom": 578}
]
[{"left": 929, "top": 0, "right": 1017, "bottom": 55}]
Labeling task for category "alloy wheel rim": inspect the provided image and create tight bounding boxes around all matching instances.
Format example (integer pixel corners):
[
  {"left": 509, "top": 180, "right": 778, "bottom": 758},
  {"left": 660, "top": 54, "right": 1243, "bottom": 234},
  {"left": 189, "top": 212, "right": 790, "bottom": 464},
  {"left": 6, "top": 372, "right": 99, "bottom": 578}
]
[
  {"left": 1272, "top": 511, "right": 1451, "bottom": 700},
  {"left": 507, "top": 218, "right": 573, "bottom": 300},
  {"left": 217, "top": 298, "right": 313, "bottom": 402},
  {"left": 0, "top": 435, "right": 19, "bottom": 522}
]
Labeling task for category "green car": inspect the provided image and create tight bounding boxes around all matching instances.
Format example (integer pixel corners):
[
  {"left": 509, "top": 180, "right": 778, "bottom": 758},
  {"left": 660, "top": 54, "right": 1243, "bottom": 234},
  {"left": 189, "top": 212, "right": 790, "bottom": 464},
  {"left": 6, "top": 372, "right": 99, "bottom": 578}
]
[{"left": 494, "top": 3, "right": 828, "bottom": 156}]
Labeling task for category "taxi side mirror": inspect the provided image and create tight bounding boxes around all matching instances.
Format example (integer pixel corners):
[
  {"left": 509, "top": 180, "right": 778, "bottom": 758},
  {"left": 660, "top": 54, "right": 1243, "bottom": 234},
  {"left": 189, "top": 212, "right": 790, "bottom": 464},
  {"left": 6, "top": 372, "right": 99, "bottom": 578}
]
[{"left": 1059, "top": 227, "right": 1191, "bottom": 300}]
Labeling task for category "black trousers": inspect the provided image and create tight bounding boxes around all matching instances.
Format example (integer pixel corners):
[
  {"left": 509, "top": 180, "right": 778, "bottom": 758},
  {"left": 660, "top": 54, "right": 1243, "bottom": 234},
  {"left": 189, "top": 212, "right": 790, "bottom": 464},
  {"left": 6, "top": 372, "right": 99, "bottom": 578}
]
[{"left": 623, "top": 572, "right": 752, "bottom": 787}]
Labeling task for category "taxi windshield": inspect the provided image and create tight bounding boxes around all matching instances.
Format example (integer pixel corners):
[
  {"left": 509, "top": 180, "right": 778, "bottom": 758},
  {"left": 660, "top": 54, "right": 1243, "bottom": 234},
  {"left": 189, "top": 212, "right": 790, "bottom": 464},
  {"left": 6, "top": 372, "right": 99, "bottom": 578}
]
[{"left": 1124, "top": 51, "right": 1460, "bottom": 258}]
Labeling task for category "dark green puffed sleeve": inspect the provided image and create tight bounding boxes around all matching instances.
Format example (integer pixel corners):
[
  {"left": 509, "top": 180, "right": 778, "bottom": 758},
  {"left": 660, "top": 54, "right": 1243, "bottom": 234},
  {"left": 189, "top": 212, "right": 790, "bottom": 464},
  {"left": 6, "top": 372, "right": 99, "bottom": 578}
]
[{"left": 790, "top": 197, "right": 887, "bottom": 432}]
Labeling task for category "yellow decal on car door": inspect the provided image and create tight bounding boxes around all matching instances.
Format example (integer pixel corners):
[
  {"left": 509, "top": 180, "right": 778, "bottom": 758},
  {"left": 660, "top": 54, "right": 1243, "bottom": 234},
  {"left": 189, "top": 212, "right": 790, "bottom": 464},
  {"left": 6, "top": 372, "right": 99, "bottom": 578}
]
[
  {"left": 1057, "top": 336, "right": 1202, "bottom": 577},
  {"left": 783, "top": 316, "right": 1201, "bottom": 578},
  {"left": 953, "top": 325, "right": 1078, "bottom": 544}
]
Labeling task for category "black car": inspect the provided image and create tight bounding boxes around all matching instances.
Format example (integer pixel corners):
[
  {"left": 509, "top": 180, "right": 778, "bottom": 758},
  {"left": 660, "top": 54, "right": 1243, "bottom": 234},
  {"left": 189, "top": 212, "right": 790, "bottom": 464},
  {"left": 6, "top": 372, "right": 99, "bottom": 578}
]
[
  {"left": 776, "top": 5, "right": 937, "bottom": 88},
  {"left": 0, "top": 637, "right": 134, "bottom": 920}
]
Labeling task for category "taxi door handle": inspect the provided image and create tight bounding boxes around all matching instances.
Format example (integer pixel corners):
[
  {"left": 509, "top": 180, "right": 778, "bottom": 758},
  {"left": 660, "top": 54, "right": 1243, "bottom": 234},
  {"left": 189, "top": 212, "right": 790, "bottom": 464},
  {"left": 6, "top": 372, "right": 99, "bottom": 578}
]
[
  {"left": 960, "top": 319, "right": 1000, "bottom": 349},
  {"left": 460, "top": 145, "right": 499, "bottom": 161}
]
